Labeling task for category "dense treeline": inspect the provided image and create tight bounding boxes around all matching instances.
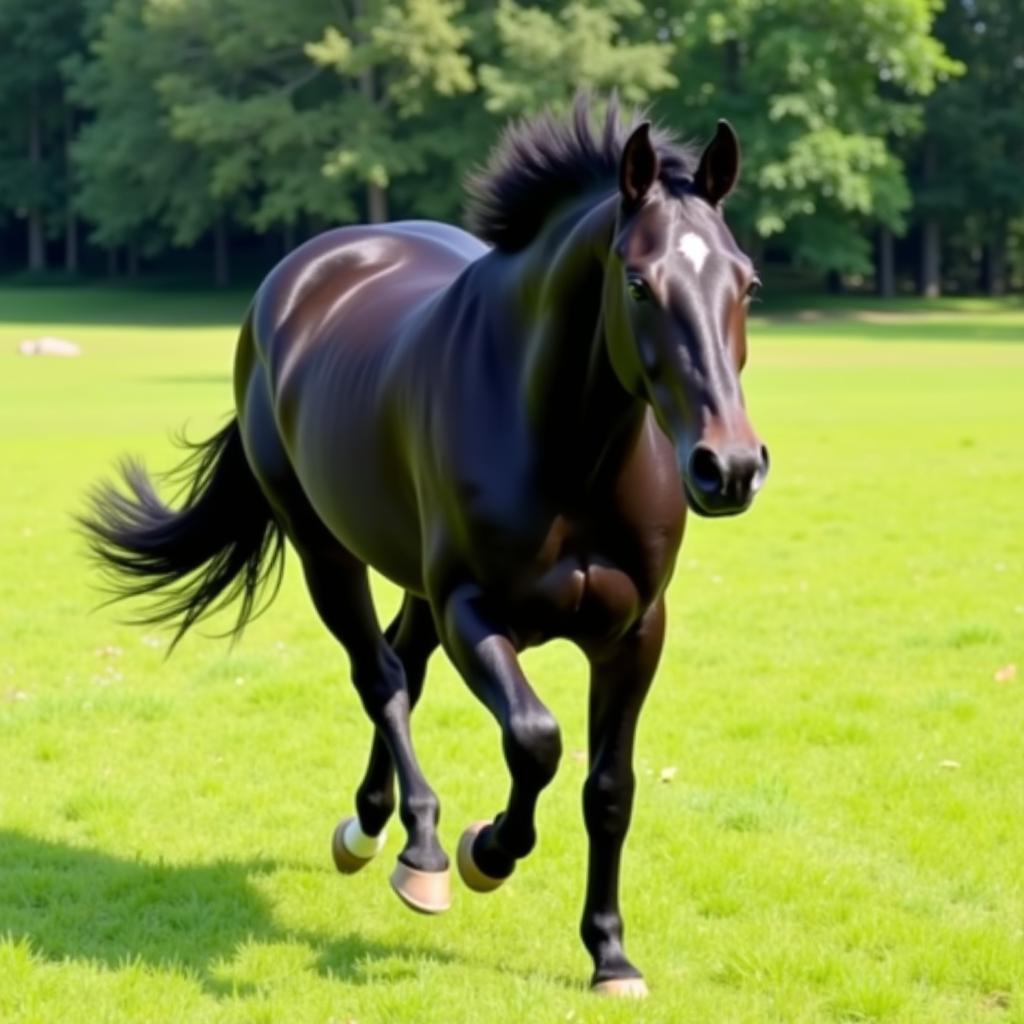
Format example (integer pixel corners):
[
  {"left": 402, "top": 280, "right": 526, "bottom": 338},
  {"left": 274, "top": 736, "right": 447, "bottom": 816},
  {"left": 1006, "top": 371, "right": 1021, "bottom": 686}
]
[{"left": 1, "top": 0, "right": 1021, "bottom": 293}]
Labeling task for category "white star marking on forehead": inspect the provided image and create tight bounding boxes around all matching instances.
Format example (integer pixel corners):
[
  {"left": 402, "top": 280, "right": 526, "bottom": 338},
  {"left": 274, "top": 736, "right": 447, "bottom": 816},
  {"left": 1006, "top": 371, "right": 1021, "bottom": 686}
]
[{"left": 678, "top": 231, "right": 710, "bottom": 273}]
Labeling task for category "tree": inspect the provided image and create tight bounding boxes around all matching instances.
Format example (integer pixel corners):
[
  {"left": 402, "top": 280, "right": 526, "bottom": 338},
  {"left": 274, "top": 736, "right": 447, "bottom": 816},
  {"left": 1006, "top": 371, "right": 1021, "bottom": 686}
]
[
  {"left": 0, "top": 0, "right": 86, "bottom": 272},
  {"left": 654, "top": 0, "right": 959, "bottom": 279},
  {"left": 70, "top": 0, "right": 477, "bottom": 281},
  {"left": 302, "top": 0, "right": 475, "bottom": 222},
  {"left": 11, "top": 0, "right": 1011, "bottom": 293},
  {"left": 389, "top": 0, "right": 680, "bottom": 224},
  {"left": 69, "top": 0, "right": 228, "bottom": 277},
  {"left": 477, "top": 0, "right": 677, "bottom": 116},
  {"left": 912, "top": 0, "right": 1024, "bottom": 295}
]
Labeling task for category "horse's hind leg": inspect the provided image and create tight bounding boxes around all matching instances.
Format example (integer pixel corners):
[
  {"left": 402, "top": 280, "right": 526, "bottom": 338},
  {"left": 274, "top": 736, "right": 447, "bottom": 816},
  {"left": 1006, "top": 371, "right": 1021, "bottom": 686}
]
[
  {"left": 350, "top": 594, "right": 438, "bottom": 839},
  {"left": 303, "top": 559, "right": 450, "bottom": 912},
  {"left": 237, "top": 374, "right": 448, "bottom": 912}
]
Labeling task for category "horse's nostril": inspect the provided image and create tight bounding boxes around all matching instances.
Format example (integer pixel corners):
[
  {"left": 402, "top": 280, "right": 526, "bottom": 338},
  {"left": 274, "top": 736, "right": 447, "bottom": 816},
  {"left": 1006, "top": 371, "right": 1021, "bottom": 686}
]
[
  {"left": 749, "top": 443, "right": 770, "bottom": 495},
  {"left": 688, "top": 445, "right": 724, "bottom": 496}
]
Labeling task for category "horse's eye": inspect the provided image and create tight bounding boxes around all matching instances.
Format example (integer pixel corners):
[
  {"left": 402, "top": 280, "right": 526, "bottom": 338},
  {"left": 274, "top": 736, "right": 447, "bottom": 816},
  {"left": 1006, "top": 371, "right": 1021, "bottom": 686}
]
[
  {"left": 627, "top": 277, "right": 649, "bottom": 302},
  {"left": 746, "top": 278, "right": 763, "bottom": 301}
]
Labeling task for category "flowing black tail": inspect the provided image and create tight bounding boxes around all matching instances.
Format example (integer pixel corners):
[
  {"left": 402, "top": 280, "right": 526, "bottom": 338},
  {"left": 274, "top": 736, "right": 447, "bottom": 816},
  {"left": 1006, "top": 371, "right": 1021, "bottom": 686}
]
[{"left": 80, "top": 420, "right": 285, "bottom": 650}]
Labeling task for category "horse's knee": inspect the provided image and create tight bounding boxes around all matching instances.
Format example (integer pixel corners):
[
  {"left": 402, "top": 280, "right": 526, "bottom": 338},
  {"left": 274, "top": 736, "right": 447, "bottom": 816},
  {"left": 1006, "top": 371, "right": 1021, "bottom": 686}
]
[
  {"left": 505, "top": 708, "right": 562, "bottom": 786},
  {"left": 583, "top": 767, "right": 635, "bottom": 838},
  {"left": 400, "top": 656, "right": 429, "bottom": 706}
]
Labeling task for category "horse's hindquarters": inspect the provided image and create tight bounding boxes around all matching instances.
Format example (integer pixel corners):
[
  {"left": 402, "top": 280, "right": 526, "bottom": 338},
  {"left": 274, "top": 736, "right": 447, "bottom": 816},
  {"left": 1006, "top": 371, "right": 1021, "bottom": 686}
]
[
  {"left": 238, "top": 345, "right": 425, "bottom": 592},
  {"left": 236, "top": 223, "right": 487, "bottom": 591}
]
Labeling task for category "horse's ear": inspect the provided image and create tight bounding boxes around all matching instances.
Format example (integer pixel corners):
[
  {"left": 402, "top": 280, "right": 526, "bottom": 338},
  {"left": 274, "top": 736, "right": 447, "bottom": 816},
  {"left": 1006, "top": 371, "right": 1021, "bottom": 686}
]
[
  {"left": 694, "top": 120, "right": 740, "bottom": 207},
  {"left": 619, "top": 122, "right": 659, "bottom": 207}
]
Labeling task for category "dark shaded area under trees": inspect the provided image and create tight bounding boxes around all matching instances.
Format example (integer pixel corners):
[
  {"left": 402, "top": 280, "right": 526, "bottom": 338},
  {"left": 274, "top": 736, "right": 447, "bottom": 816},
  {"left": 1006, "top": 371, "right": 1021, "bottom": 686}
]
[{"left": 0, "top": 0, "right": 1020, "bottom": 295}]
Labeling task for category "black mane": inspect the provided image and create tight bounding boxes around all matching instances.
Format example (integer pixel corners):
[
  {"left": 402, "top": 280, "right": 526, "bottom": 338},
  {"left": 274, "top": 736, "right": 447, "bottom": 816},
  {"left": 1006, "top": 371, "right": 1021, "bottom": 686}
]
[{"left": 466, "top": 94, "right": 699, "bottom": 252}]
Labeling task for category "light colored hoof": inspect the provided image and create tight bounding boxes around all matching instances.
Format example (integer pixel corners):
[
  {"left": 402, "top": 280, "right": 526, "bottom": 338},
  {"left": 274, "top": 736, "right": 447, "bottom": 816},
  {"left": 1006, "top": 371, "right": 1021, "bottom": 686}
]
[
  {"left": 389, "top": 860, "right": 451, "bottom": 914},
  {"left": 592, "top": 977, "right": 649, "bottom": 999},
  {"left": 331, "top": 816, "right": 386, "bottom": 875},
  {"left": 457, "top": 820, "right": 506, "bottom": 893}
]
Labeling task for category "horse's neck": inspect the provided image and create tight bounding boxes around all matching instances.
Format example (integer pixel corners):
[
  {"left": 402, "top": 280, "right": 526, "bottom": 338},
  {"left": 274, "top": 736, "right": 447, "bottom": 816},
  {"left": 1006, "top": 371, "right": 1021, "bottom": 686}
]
[{"left": 516, "top": 193, "right": 645, "bottom": 486}]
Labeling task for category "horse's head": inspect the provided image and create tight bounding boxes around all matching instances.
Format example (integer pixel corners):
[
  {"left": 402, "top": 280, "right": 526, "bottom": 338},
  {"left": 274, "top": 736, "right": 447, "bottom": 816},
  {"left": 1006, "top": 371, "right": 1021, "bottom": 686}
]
[{"left": 603, "top": 120, "right": 769, "bottom": 517}]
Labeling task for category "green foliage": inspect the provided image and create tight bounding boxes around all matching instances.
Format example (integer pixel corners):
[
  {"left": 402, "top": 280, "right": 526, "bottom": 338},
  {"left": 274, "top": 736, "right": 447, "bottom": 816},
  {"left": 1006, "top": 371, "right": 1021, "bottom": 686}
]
[
  {"left": 917, "top": 0, "right": 1024, "bottom": 218},
  {"left": 478, "top": 0, "right": 677, "bottom": 115},
  {"left": 2, "top": 0, "right": 1021, "bottom": 285},
  {"left": 0, "top": 0, "right": 85, "bottom": 248},
  {"left": 912, "top": 0, "right": 1024, "bottom": 287},
  {"left": 69, "top": 0, "right": 478, "bottom": 247},
  {"left": 67, "top": 0, "right": 212, "bottom": 251},
  {"left": 655, "top": 0, "right": 959, "bottom": 273},
  {"left": 305, "top": 0, "right": 475, "bottom": 207},
  {"left": 366, "top": 0, "right": 475, "bottom": 115}
]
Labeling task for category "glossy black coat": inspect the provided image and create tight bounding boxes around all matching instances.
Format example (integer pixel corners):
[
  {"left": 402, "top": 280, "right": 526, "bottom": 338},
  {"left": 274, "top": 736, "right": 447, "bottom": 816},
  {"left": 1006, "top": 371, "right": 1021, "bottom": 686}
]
[{"left": 85, "top": 105, "right": 768, "bottom": 991}]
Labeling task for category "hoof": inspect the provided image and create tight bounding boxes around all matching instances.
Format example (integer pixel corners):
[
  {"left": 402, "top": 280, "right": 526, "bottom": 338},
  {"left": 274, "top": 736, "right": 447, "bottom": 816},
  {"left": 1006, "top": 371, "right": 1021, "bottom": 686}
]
[
  {"left": 332, "top": 816, "right": 386, "bottom": 875},
  {"left": 592, "top": 976, "right": 649, "bottom": 999},
  {"left": 390, "top": 860, "right": 451, "bottom": 914},
  {"left": 457, "top": 820, "right": 506, "bottom": 893}
]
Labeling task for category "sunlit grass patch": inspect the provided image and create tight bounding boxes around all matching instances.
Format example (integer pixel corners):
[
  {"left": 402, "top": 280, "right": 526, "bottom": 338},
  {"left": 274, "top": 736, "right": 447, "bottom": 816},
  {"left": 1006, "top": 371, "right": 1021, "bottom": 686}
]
[{"left": 1, "top": 289, "right": 1022, "bottom": 1022}]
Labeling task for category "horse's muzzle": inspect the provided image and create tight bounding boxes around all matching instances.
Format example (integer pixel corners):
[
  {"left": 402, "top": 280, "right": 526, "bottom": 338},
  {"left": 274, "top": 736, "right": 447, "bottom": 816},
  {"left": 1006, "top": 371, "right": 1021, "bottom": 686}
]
[{"left": 684, "top": 441, "right": 770, "bottom": 517}]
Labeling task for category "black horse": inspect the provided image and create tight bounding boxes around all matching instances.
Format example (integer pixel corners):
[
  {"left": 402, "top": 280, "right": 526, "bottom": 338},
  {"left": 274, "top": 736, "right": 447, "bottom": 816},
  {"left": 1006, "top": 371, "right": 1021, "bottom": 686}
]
[{"left": 84, "top": 97, "right": 769, "bottom": 996}]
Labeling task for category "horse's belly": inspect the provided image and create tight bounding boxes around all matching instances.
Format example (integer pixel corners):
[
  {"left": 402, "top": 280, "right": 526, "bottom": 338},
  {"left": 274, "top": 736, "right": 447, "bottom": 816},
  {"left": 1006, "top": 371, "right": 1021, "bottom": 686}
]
[
  {"left": 294, "top": 442, "right": 424, "bottom": 592},
  {"left": 274, "top": 379, "right": 422, "bottom": 590}
]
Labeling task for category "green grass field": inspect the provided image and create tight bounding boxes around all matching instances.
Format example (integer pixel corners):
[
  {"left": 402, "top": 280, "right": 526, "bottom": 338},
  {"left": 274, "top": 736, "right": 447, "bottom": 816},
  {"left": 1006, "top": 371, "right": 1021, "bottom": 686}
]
[{"left": 1, "top": 286, "right": 1022, "bottom": 1023}]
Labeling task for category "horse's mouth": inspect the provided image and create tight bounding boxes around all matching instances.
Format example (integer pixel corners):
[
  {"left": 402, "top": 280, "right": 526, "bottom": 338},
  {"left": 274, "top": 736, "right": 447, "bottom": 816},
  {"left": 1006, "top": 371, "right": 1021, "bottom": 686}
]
[{"left": 683, "top": 478, "right": 756, "bottom": 518}]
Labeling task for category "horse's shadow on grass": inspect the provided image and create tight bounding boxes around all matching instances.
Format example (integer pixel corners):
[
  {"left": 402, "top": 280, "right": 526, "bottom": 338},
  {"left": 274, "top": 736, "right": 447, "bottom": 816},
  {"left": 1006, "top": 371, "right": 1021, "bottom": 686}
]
[{"left": 0, "top": 830, "right": 456, "bottom": 995}]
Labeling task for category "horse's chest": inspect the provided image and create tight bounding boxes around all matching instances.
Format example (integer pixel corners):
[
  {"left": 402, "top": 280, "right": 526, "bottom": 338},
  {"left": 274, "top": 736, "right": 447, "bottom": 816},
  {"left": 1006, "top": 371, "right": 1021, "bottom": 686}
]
[{"left": 504, "top": 520, "right": 650, "bottom": 648}]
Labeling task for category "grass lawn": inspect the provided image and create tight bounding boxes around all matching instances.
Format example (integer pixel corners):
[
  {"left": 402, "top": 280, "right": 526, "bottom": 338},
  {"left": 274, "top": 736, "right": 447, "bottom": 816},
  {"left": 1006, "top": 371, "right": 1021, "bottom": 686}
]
[{"left": 1, "top": 286, "right": 1022, "bottom": 1023}]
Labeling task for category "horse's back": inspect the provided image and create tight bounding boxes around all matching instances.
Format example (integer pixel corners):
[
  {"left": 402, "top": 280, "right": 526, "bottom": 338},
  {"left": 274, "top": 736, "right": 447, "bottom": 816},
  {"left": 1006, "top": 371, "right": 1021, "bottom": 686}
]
[{"left": 252, "top": 221, "right": 485, "bottom": 384}]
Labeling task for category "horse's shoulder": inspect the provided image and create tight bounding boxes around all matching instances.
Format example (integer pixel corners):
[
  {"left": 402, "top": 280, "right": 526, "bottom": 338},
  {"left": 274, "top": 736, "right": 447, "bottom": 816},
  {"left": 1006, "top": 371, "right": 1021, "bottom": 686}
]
[{"left": 586, "top": 413, "right": 686, "bottom": 589}]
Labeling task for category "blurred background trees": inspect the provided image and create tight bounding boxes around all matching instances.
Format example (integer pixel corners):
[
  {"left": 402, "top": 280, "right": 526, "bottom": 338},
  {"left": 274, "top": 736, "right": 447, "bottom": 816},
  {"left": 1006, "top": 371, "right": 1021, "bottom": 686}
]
[{"left": 0, "top": 0, "right": 1020, "bottom": 293}]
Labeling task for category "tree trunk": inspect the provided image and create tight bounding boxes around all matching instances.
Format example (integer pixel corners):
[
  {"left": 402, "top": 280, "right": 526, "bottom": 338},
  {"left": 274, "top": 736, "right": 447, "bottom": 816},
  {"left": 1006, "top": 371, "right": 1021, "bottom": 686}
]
[
  {"left": 27, "top": 89, "right": 46, "bottom": 273},
  {"left": 27, "top": 216, "right": 46, "bottom": 272},
  {"left": 106, "top": 247, "right": 119, "bottom": 277},
  {"left": 366, "top": 182, "right": 388, "bottom": 224},
  {"left": 920, "top": 219, "right": 941, "bottom": 298},
  {"left": 65, "top": 212, "right": 79, "bottom": 274},
  {"left": 355, "top": 5, "right": 388, "bottom": 225},
  {"left": 876, "top": 226, "right": 895, "bottom": 298},
  {"left": 64, "top": 103, "right": 79, "bottom": 273},
  {"left": 214, "top": 215, "right": 229, "bottom": 287},
  {"left": 826, "top": 269, "right": 844, "bottom": 294},
  {"left": 282, "top": 222, "right": 296, "bottom": 254},
  {"left": 981, "top": 229, "right": 1007, "bottom": 297},
  {"left": 918, "top": 139, "right": 940, "bottom": 298},
  {"left": 126, "top": 239, "right": 140, "bottom": 278}
]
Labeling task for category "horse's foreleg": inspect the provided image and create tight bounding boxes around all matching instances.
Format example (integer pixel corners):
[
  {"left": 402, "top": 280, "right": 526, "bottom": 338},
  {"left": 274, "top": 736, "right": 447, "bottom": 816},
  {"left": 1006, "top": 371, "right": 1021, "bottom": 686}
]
[
  {"left": 304, "top": 560, "right": 450, "bottom": 913},
  {"left": 580, "top": 599, "right": 665, "bottom": 998},
  {"left": 439, "top": 584, "right": 562, "bottom": 884},
  {"left": 353, "top": 594, "right": 438, "bottom": 837}
]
